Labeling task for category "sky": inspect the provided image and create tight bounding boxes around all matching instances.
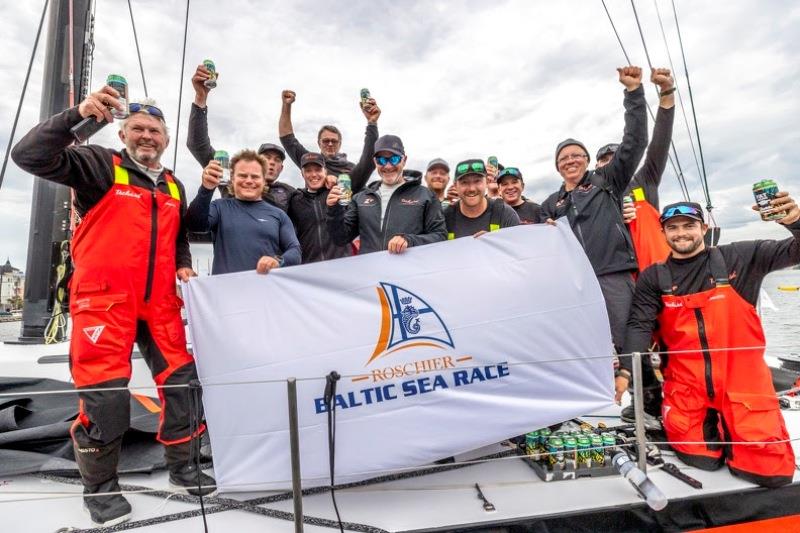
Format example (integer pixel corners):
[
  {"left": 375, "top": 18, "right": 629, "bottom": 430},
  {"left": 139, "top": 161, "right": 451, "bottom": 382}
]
[{"left": 0, "top": 0, "right": 798, "bottom": 274}]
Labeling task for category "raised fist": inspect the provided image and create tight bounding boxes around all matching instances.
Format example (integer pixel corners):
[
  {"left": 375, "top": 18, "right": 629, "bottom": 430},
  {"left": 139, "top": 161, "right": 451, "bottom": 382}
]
[
  {"left": 617, "top": 66, "right": 643, "bottom": 91},
  {"left": 650, "top": 68, "right": 674, "bottom": 92},
  {"left": 282, "top": 90, "right": 296, "bottom": 105}
]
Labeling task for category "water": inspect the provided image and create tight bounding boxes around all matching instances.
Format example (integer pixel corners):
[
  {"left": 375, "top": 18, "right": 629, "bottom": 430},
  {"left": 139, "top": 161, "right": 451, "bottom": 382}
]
[{"left": 1, "top": 271, "right": 799, "bottom": 351}]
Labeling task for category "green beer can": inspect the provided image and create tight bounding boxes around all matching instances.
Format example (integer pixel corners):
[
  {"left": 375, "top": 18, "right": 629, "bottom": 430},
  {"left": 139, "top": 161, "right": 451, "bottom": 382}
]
[
  {"left": 107, "top": 74, "right": 129, "bottom": 119},
  {"left": 337, "top": 174, "right": 352, "bottom": 206},
  {"left": 753, "top": 179, "right": 785, "bottom": 221},
  {"left": 203, "top": 59, "right": 218, "bottom": 89}
]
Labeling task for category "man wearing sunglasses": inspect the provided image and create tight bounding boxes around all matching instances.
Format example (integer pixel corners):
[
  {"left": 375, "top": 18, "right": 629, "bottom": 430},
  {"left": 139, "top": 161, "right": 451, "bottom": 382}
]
[
  {"left": 496, "top": 167, "right": 542, "bottom": 225},
  {"left": 189, "top": 64, "right": 295, "bottom": 212},
  {"left": 326, "top": 135, "right": 446, "bottom": 254},
  {"left": 279, "top": 89, "right": 380, "bottom": 195},
  {"left": 618, "top": 197, "right": 800, "bottom": 488},
  {"left": 541, "top": 66, "right": 648, "bottom": 356},
  {"left": 444, "top": 159, "right": 519, "bottom": 239},
  {"left": 11, "top": 87, "right": 214, "bottom": 526}
]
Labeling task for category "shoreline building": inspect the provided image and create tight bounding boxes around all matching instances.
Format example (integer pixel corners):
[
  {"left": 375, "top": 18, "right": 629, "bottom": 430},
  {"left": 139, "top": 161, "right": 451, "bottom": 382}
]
[{"left": 0, "top": 259, "right": 24, "bottom": 312}]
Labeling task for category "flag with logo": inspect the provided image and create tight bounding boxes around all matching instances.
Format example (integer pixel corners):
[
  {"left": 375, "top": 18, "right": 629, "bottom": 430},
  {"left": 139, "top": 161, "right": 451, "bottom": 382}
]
[{"left": 183, "top": 222, "right": 614, "bottom": 491}]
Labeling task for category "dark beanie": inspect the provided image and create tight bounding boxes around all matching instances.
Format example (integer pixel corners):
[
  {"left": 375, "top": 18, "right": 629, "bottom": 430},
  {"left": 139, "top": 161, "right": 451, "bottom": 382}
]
[{"left": 555, "top": 138, "right": 590, "bottom": 169}]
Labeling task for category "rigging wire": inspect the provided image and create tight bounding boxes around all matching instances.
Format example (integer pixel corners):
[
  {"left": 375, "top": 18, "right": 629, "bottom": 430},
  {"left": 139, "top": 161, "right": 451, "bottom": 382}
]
[
  {"left": 599, "top": 0, "right": 690, "bottom": 201},
  {"left": 628, "top": 0, "right": 692, "bottom": 202},
  {"left": 127, "top": 0, "right": 148, "bottom": 98},
  {"left": 0, "top": 0, "right": 50, "bottom": 192},
  {"left": 172, "top": 0, "right": 191, "bottom": 171},
  {"left": 671, "top": 0, "right": 713, "bottom": 213},
  {"left": 653, "top": 0, "right": 703, "bottom": 190}
]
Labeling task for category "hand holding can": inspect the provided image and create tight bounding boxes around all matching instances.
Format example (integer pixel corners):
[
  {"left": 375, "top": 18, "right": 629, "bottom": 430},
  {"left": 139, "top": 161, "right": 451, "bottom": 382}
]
[
  {"left": 753, "top": 180, "right": 786, "bottom": 221},
  {"left": 337, "top": 174, "right": 352, "bottom": 205},
  {"left": 214, "top": 150, "right": 230, "bottom": 184},
  {"left": 203, "top": 59, "right": 218, "bottom": 89}
]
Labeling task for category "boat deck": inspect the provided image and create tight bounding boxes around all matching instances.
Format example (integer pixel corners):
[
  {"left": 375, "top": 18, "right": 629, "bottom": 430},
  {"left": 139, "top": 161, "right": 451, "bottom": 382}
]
[{"left": 2, "top": 340, "right": 799, "bottom": 532}]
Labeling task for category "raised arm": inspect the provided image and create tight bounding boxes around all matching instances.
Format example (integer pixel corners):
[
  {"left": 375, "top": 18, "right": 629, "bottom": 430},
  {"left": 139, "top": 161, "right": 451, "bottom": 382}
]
[
  {"left": 278, "top": 90, "right": 310, "bottom": 168},
  {"left": 186, "top": 64, "right": 216, "bottom": 167},
  {"left": 185, "top": 161, "right": 222, "bottom": 233},
  {"left": 349, "top": 97, "right": 380, "bottom": 192},
  {"left": 600, "top": 67, "right": 648, "bottom": 197},
  {"left": 629, "top": 68, "right": 676, "bottom": 208}
]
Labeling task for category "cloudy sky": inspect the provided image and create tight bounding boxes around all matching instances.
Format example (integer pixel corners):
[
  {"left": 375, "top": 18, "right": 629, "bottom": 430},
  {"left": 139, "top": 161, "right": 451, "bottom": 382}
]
[{"left": 1, "top": 0, "right": 798, "bottom": 273}]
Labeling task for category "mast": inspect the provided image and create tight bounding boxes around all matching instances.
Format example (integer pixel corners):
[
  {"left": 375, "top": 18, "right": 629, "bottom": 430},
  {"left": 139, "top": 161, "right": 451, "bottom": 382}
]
[{"left": 19, "top": 0, "right": 94, "bottom": 343}]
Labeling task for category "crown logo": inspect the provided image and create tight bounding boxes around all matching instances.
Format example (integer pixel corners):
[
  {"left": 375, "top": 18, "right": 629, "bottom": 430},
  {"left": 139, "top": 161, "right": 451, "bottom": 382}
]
[{"left": 400, "top": 296, "right": 412, "bottom": 305}]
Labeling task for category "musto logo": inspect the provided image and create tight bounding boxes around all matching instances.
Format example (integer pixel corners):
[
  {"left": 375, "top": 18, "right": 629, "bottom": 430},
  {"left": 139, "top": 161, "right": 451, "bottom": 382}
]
[{"left": 314, "top": 282, "right": 509, "bottom": 413}]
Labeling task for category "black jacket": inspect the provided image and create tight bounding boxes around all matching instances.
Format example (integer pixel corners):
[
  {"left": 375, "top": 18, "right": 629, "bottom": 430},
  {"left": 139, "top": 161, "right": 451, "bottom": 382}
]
[
  {"left": 11, "top": 106, "right": 191, "bottom": 269},
  {"left": 541, "top": 86, "right": 648, "bottom": 276},
  {"left": 288, "top": 188, "right": 351, "bottom": 263},
  {"left": 326, "top": 176, "right": 447, "bottom": 254}
]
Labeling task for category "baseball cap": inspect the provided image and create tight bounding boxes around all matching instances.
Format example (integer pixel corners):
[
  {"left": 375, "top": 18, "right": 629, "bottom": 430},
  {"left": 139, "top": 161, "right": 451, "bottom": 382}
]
[
  {"left": 497, "top": 167, "right": 523, "bottom": 184},
  {"left": 257, "top": 143, "right": 286, "bottom": 160},
  {"left": 454, "top": 159, "right": 487, "bottom": 181},
  {"left": 596, "top": 143, "right": 619, "bottom": 160},
  {"left": 555, "top": 138, "right": 590, "bottom": 169},
  {"left": 300, "top": 152, "right": 325, "bottom": 168},
  {"left": 374, "top": 135, "right": 405, "bottom": 156},
  {"left": 659, "top": 201, "right": 705, "bottom": 225},
  {"left": 426, "top": 158, "right": 450, "bottom": 172}
]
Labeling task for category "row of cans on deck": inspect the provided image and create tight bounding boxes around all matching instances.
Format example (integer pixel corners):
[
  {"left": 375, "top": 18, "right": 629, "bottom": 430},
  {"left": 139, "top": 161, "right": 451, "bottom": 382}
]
[{"left": 525, "top": 428, "right": 617, "bottom": 469}]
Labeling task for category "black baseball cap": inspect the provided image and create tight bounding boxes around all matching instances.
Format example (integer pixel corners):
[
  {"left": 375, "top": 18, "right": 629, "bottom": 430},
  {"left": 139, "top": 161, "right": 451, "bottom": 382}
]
[
  {"left": 258, "top": 143, "right": 286, "bottom": 160},
  {"left": 596, "top": 143, "right": 619, "bottom": 160},
  {"left": 426, "top": 158, "right": 450, "bottom": 172},
  {"left": 374, "top": 135, "right": 405, "bottom": 156},
  {"left": 660, "top": 201, "right": 705, "bottom": 225},
  {"left": 454, "top": 159, "right": 487, "bottom": 181},
  {"left": 496, "top": 167, "right": 523, "bottom": 184},
  {"left": 300, "top": 152, "right": 325, "bottom": 168}
]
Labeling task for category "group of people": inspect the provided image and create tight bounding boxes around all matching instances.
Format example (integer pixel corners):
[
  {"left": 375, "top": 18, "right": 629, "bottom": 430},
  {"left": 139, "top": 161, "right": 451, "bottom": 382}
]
[{"left": 10, "top": 61, "right": 800, "bottom": 527}]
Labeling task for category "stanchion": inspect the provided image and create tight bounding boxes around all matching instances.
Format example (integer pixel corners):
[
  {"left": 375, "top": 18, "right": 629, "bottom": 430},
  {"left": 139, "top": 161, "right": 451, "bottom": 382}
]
[
  {"left": 287, "top": 378, "right": 304, "bottom": 532},
  {"left": 631, "top": 351, "right": 647, "bottom": 473}
]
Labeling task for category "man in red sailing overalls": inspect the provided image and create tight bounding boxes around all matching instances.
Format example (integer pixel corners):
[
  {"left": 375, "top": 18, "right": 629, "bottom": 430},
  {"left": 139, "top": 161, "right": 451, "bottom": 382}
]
[
  {"left": 616, "top": 197, "right": 799, "bottom": 487},
  {"left": 12, "top": 85, "right": 215, "bottom": 526}
]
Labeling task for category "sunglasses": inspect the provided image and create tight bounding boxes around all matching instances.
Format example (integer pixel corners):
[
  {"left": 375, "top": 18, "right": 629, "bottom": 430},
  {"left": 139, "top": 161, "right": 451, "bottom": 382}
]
[
  {"left": 376, "top": 154, "right": 403, "bottom": 166},
  {"left": 456, "top": 161, "right": 486, "bottom": 174},
  {"left": 320, "top": 139, "right": 340, "bottom": 145},
  {"left": 661, "top": 205, "right": 702, "bottom": 221},
  {"left": 128, "top": 103, "right": 164, "bottom": 119},
  {"left": 498, "top": 167, "right": 521, "bottom": 178}
]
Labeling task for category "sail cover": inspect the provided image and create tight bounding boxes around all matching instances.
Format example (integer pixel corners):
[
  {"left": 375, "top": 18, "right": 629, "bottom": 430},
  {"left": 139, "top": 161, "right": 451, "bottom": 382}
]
[{"left": 183, "top": 222, "right": 614, "bottom": 491}]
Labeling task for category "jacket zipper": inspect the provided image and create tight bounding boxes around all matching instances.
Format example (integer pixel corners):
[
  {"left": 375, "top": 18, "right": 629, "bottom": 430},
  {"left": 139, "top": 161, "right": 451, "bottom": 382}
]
[
  {"left": 314, "top": 195, "right": 326, "bottom": 261},
  {"left": 693, "top": 308, "right": 715, "bottom": 399},
  {"left": 144, "top": 189, "right": 158, "bottom": 302},
  {"left": 569, "top": 201, "right": 586, "bottom": 247}
]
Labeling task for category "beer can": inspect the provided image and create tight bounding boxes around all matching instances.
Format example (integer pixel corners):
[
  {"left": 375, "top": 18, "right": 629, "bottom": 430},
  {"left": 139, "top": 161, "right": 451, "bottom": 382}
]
[
  {"left": 487, "top": 156, "right": 499, "bottom": 168},
  {"left": 337, "top": 174, "right": 352, "bottom": 206},
  {"left": 525, "top": 431, "right": 540, "bottom": 460},
  {"left": 623, "top": 195, "right": 633, "bottom": 205},
  {"left": 590, "top": 435, "right": 604, "bottom": 465},
  {"left": 538, "top": 427, "right": 552, "bottom": 447},
  {"left": 360, "top": 88, "right": 371, "bottom": 108},
  {"left": 203, "top": 59, "right": 218, "bottom": 89},
  {"left": 547, "top": 436, "right": 565, "bottom": 467},
  {"left": 753, "top": 179, "right": 785, "bottom": 221},
  {"left": 213, "top": 150, "right": 230, "bottom": 184},
  {"left": 106, "top": 74, "right": 129, "bottom": 119},
  {"left": 577, "top": 435, "right": 591, "bottom": 467},
  {"left": 563, "top": 436, "right": 578, "bottom": 469}
]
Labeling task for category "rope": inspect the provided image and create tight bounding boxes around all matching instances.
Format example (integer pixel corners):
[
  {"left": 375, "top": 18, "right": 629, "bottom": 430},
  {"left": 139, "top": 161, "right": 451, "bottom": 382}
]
[
  {"left": 0, "top": 0, "right": 49, "bottom": 192},
  {"left": 653, "top": 0, "right": 703, "bottom": 190},
  {"left": 127, "top": 0, "right": 148, "bottom": 98},
  {"left": 671, "top": 0, "right": 712, "bottom": 212},
  {"left": 172, "top": 0, "right": 191, "bottom": 171}
]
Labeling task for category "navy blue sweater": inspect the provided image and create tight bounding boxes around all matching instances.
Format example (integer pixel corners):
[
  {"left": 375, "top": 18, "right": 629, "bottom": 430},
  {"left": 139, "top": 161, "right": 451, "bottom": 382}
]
[{"left": 187, "top": 187, "right": 301, "bottom": 274}]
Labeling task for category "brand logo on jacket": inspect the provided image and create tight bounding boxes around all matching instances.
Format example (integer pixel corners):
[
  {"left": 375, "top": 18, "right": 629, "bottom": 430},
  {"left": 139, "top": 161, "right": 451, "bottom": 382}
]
[{"left": 83, "top": 325, "right": 105, "bottom": 344}]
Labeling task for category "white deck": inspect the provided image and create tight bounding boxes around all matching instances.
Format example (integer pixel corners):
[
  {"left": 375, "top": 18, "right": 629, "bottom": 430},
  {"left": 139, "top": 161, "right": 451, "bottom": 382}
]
[{"left": 2, "top": 340, "right": 799, "bottom": 532}]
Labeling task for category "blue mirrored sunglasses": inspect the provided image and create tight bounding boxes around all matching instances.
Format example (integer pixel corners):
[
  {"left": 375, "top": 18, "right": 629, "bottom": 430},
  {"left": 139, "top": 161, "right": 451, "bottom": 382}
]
[
  {"left": 376, "top": 154, "right": 403, "bottom": 166},
  {"left": 129, "top": 103, "right": 164, "bottom": 118},
  {"left": 661, "top": 205, "right": 701, "bottom": 220}
]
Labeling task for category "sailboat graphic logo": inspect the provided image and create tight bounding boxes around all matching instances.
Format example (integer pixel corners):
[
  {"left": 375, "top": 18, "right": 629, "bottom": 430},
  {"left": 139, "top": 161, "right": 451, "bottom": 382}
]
[{"left": 367, "top": 282, "right": 454, "bottom": 365}]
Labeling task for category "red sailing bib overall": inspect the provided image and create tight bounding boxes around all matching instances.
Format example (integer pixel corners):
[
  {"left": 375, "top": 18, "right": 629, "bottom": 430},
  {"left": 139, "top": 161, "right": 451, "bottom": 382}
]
[
  {"left": 656, "top": 248, "right": 795, "bottom": 487},
  {"left": 628, "top": 186, "right": 670, "bottom": 273},
  {"left": 70, "top": 154, "right": 201, "bottom": 447}
]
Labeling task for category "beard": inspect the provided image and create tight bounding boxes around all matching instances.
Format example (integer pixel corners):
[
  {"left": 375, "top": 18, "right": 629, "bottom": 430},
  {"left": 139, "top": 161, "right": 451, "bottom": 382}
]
[{"left": 669, "top": 235, "right": 704, "bottom": 255}]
